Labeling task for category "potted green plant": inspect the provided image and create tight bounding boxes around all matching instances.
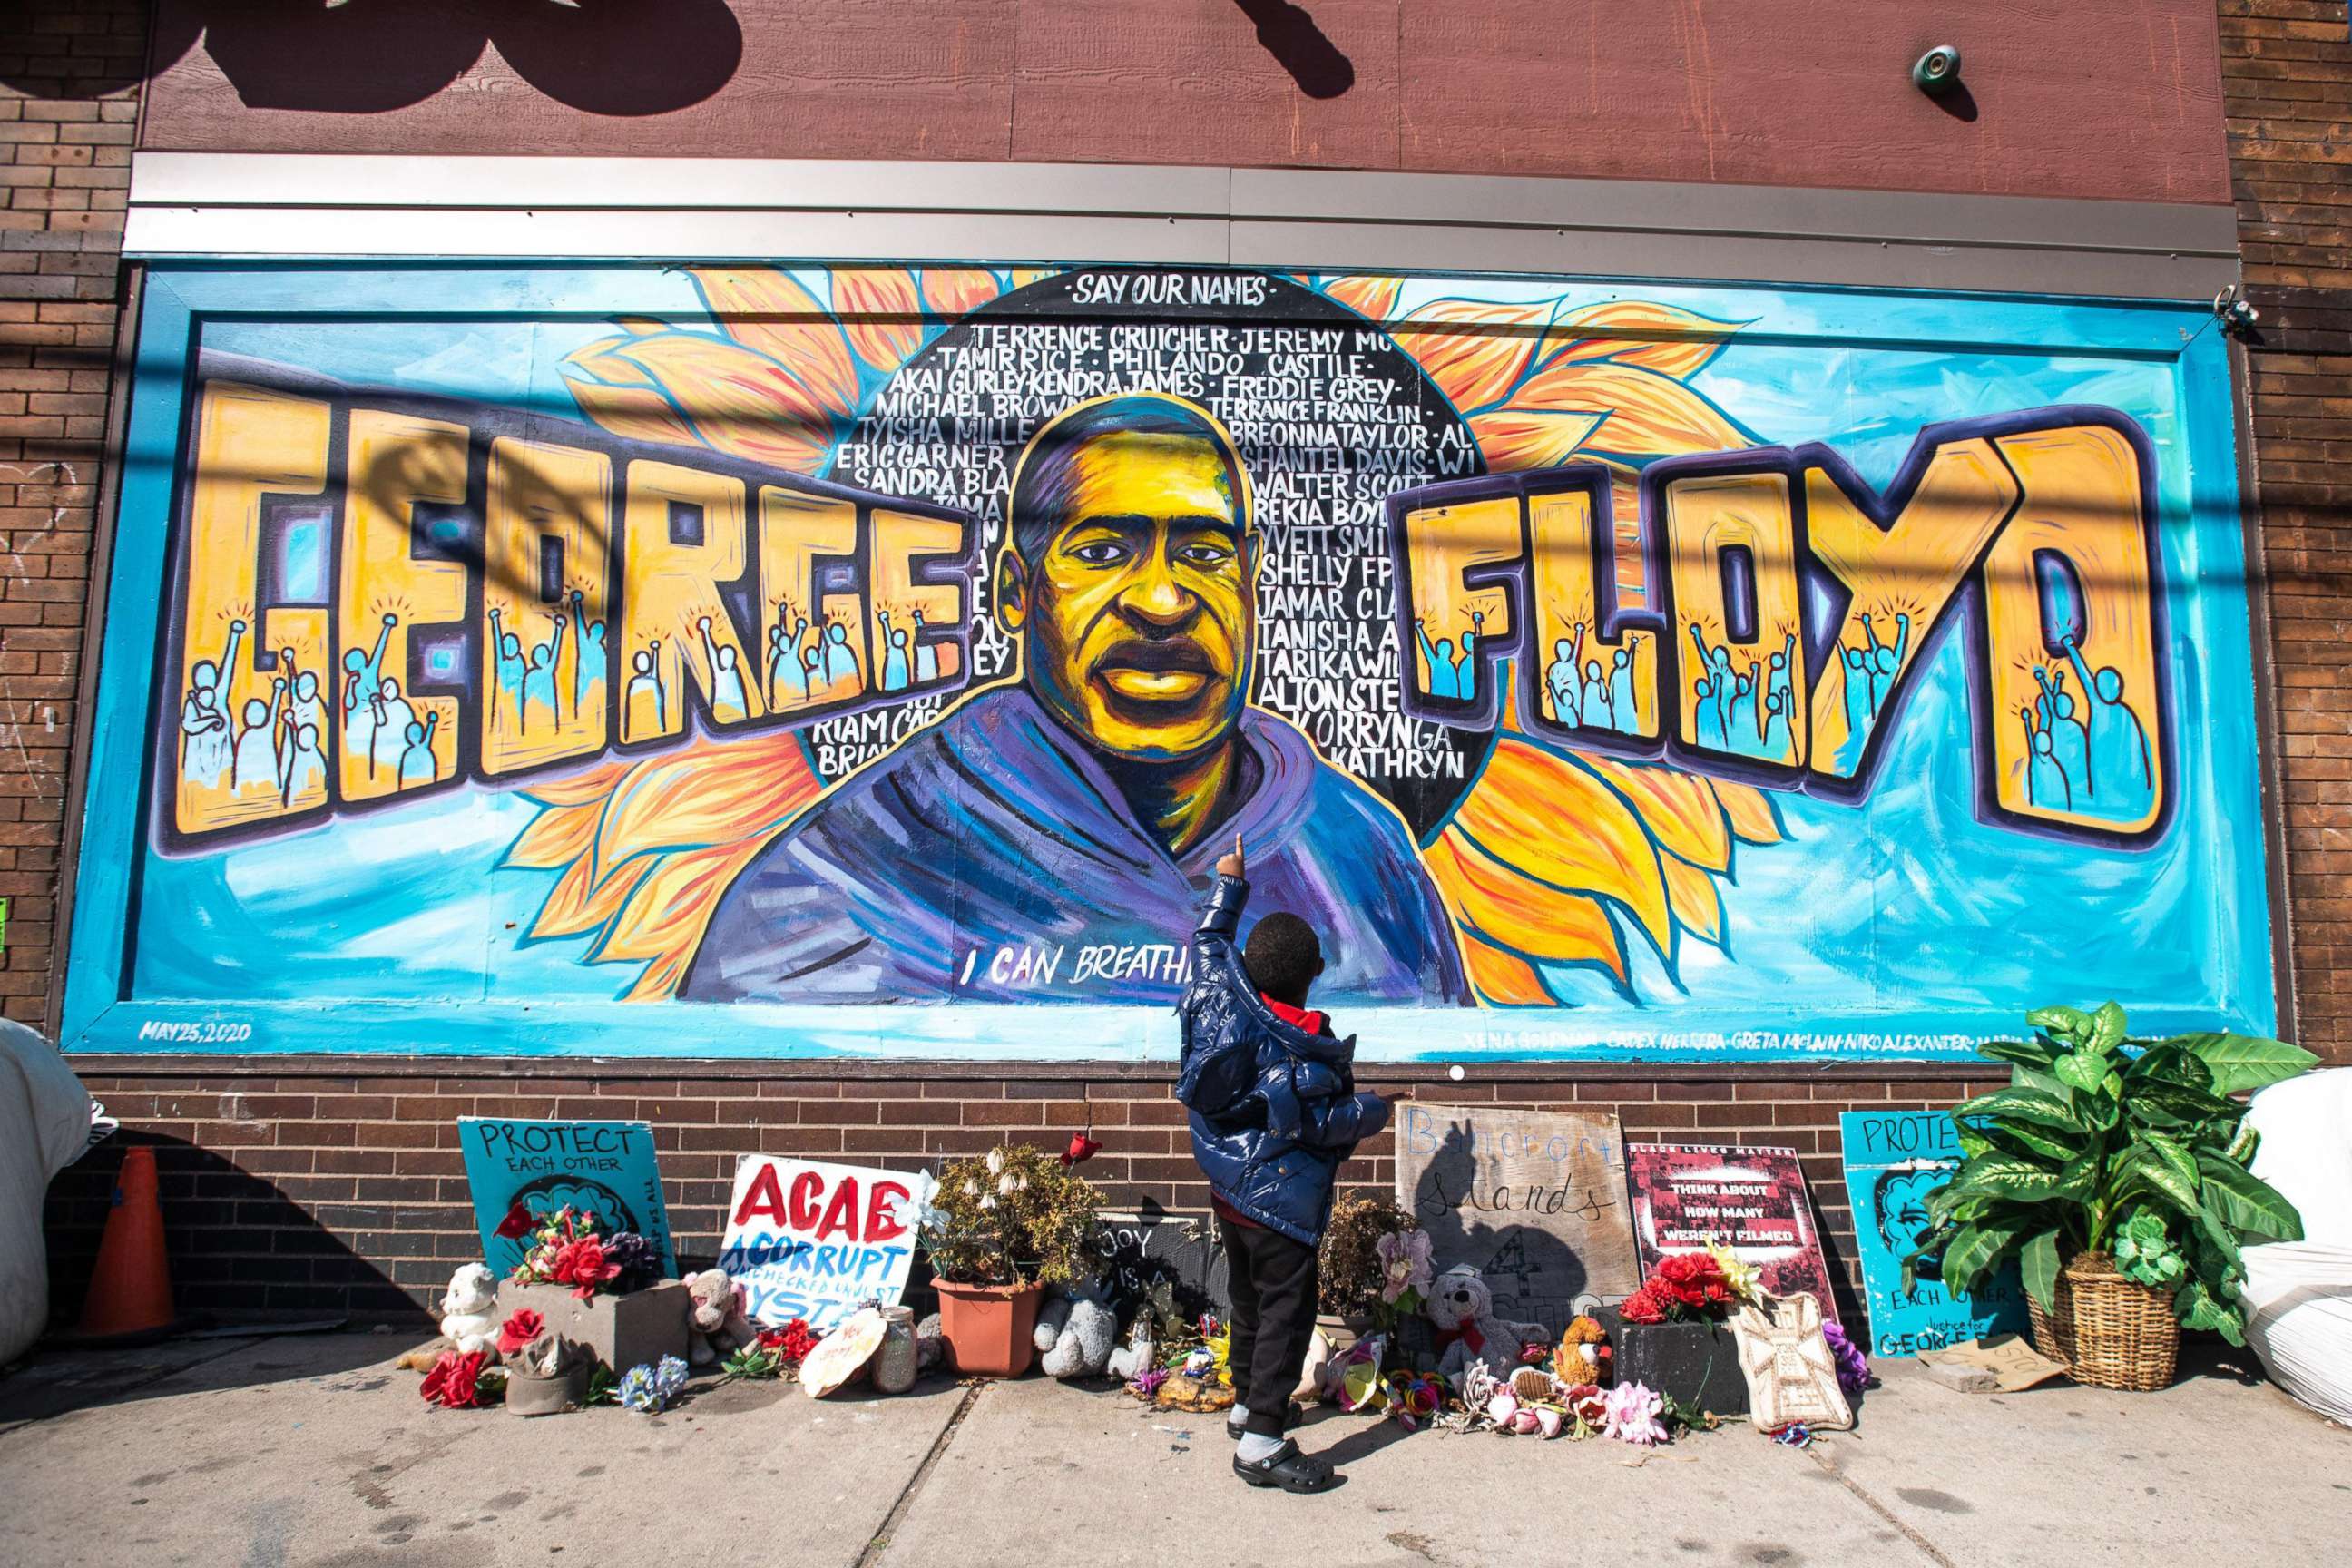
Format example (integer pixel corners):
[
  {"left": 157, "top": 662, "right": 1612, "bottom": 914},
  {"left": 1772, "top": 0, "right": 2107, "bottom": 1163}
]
[
  {"left": 920, "top": 1143, "right": 1101, "bottom": 1377},
  {"left": 1908, "top": 1003, "right": 2313, "bottom": 1392}
]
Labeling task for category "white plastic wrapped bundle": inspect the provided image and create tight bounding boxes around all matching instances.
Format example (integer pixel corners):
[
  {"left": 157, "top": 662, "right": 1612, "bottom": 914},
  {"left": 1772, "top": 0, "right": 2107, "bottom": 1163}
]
[
  {"left": 0, "top": 1020, "right": 93, "bottom": 1363},
  {"left": 2240, "top": 1069, "right": 2352, "bottom": 1425}
]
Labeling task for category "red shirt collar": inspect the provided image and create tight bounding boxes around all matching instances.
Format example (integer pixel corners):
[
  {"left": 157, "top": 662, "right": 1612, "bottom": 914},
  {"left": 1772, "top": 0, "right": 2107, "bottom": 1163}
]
[{"left": 1259, "top": 993, "right": 1327, "bottom": 1035}]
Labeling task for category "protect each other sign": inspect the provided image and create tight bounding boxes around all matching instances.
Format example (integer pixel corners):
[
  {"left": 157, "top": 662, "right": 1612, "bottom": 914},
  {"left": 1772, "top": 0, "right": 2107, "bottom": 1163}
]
[
  {"left": 718, "top": 1155, "right": 932, "bottom": 1330},
  {"left": 458, "top": 1117, "right": 676, "bottom": 1279},
  {"left": 1838, "top": 1110, "right": 2028, "bottom": 1357}
]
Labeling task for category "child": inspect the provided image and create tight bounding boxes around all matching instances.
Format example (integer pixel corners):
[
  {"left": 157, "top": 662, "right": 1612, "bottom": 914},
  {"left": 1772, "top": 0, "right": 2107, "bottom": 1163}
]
[{"left": 1176, "top": 835, "right": 1389, "bottom": 1494}]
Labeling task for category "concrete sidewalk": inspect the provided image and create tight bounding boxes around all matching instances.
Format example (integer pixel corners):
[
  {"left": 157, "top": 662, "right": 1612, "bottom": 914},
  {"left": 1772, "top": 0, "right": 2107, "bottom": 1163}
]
[{"left": 1, "top": 1332, "right": 2344, "bottom": 1568}]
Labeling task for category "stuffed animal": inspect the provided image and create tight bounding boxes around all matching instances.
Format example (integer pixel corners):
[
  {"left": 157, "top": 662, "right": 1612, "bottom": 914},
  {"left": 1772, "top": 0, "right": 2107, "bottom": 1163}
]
[
  {"left": 1291, "top": 1327, "right": 1334, "bottom": 1403},
  {"left": 1105, "top": 1315, "right": 1157, "bottom": 1382},
  {"left": 438, "top": 1263, "right": 503, "bottom": 1359},
  {"left": 916, "top": 1312, "right": 948, "bottom": 1372},
  {"left": 681, "top": 1268, "right": 758, "bottom": 1366},
  {"left": 1559, "top": 1314, "right": 1613, "bottom": 1386},
  {"left": 1033, "top": 1278, "right": 1119, "bottom": 1378},
  {"left": 1424, "top": 1263, "right": 1550, "bottom": 1380}
]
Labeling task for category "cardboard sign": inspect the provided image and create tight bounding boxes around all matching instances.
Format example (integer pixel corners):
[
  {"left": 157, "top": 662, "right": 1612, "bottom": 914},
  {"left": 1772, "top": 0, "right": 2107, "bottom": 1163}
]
[
  {"left": 1088, "top": 1205, "right": 1230, "bottom": 1319},
  {"left": 1393, "top": 1102, "right": 1640, "bottom": 1332},
  {"left": 717, "top": 1155, "right": 929, "bottom": 1331},
  {"left": 1839, "top": 1111, "right": 2030, "bottom": 1357},
  {"left": 458, "top": 1117, "right": 675, "bottom": 1279},
  {"left": 1917, "top": 1334, "right": 2067, "bottom": 1392},
  {"left": 1624, "top": 1142, "right": 1841, "bottom": 1328}
]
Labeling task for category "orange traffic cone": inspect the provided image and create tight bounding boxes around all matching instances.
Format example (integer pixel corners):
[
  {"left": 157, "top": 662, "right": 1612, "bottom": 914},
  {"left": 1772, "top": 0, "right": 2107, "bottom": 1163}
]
[{"left": 74, "top": 1145, "right": 178, "bottom": 1340}]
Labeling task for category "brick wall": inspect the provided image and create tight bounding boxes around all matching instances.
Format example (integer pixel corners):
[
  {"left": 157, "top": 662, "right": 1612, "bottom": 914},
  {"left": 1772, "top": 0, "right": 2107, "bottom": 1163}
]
[
  {"left": 0, "top": 3, "right": 138, "bottom": 1035},
  {"left": 2223, "top": 0, "right": 2352, "bottom": 1061},
  {"left": 11, "top": 5, "right": 2342, "bottom": 1337},
  {"left": 40, "top": 1060, "right": 1990, "bottom": 1326}
]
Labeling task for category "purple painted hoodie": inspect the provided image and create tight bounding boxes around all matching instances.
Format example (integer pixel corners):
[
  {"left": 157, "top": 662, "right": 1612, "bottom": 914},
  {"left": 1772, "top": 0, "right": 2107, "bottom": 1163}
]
[{"left": 681, "top": 686, "right": 1469, "bottom": 1006}]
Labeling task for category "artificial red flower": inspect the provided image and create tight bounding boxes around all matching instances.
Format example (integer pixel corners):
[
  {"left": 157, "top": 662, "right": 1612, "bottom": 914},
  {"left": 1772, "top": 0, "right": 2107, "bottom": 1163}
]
[
  {"left": 551, "top": 1238, "right": 620, "bottom": 1299},
  {"left": 421, "top": 1349, "right": 486, "bottom": 1408},
  {"left": 495, "top": 1200, "right": 535, "bottom": 1240},
  {"left": 1519, "top": 1340, "right": 1550, "bottom": 1366},
  {"left": 495, "top": 1308, "right": 545, "bottom": 1357},
  {"left": 756, "top": 1318, "right": 820, "bottom": 1366},
  {"left": 1619, "top": 1287, "right": 1667, "bottom": 1326},
  {"left": 1061, "top": 1132, "right": 1101, "bottom": 1167},
  {"left": 1566, "top": 1383, "right": 1609, "bottom": 1426},
  {"left": 1643, "top": 1252, "right": 1734, "bottom": 1318}
]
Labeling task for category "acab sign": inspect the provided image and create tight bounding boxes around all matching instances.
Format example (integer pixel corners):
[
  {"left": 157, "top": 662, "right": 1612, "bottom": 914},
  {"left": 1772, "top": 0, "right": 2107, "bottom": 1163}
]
[{"left": 717, "top": 1155, "right": 932, "bottom": 1329}]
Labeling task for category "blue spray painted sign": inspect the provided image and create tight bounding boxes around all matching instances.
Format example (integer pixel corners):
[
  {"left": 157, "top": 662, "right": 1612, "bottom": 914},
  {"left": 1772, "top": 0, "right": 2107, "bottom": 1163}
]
[
  {"left": 457, "top": 1117, "right": 676, "bottom": 1279},
  {"left": 1838, "top": 1111, "right": 2027, "bottom": 1357}
]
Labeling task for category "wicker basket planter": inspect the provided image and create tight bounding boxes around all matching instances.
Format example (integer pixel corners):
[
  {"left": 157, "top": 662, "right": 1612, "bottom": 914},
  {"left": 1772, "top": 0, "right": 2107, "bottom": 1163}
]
[{"left": 2027, "top": 1250, "right": 2179, "bottom": 1392}]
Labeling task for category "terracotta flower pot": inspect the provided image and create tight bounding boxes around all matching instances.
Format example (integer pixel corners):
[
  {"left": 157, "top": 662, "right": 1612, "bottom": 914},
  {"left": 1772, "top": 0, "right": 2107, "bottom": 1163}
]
[{"left": 935, "top": 1279, "right": 1045, "bottom": 1377}]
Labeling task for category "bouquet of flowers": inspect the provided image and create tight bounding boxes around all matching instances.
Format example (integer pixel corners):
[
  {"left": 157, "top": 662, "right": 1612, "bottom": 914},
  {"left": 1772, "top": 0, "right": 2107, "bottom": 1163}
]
[
  {"left": 503, "top": 1204, "right": 661, "bottom": 1299},
  {"left": 721, "top": 1318, "right": 824, "bottom": 1380},
  {"left": 420, "top": 1349, "right": 505, "bottom": 1409},
  {"left": 617, "top": 1355, "right": 689, "bottom": 1414},
  {"left": 1317, "top": 1197, "right": 1417, "bottom": 1319},
  {"left": 1617, "top": 1244, "right": 1756, "bottom": 1325}
]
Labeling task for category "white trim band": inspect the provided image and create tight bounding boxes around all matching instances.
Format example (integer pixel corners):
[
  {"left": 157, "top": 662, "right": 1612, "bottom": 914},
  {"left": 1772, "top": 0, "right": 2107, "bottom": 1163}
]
[{"left": 124, "top": 153, "right": 2241, "bottom": 299}]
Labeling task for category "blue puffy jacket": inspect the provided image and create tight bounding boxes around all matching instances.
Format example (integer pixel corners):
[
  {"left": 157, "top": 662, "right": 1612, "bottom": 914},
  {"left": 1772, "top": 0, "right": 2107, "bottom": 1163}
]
[{"left": 1175, "top": 874, "right": 1391, "bottom": 1245}]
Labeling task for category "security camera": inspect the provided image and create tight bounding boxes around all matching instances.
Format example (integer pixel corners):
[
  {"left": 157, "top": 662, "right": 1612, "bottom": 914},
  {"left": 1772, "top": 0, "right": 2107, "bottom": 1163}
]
[{"left": 1913, "top": 45, "right": 1963, "bottom": 95}]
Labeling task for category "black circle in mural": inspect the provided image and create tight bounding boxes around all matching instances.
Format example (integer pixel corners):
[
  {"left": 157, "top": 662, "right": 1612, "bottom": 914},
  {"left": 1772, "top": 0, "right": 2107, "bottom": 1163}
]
[{"left": 830, "top": 269, "right": 1489, "bottom": 838}]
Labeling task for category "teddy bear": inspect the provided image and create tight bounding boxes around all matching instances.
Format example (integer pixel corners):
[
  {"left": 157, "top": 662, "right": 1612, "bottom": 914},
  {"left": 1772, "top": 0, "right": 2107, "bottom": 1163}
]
[
  {"left": 1424, "top": 1263, "right": 1550, "bottom": 1380},
  {"left": 681, "top": 1267, "right": 758, "bottom": 1366},
  {"left": 437, "top": 1262, "right": 503, "bottom": 1359},
  {"left": 1105, "top": 1315, "right": 1156, "bottom": 1382},
  {"left": 1558, "top": 1314, "right": 1612, "bottom": 1386},
  {"left": 1032, "top": 1278, "right": 1119, "bottom": 1378}
]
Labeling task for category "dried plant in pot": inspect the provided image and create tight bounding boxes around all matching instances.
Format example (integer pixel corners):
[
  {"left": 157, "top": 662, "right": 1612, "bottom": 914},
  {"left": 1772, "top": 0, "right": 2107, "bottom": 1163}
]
[
  {"left": 919, "top": 1143, "right": 1102, "bottom": 1377},
  {"left": 1317, "top": 1196, "right": 1423, "bottom": 1349},
  {"left": 1907, "top": 1003, "right": 2314, "bottom": 1393}
]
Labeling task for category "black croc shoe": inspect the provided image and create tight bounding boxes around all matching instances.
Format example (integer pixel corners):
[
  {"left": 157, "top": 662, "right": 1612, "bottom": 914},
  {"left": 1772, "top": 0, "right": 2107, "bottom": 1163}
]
[
  {"left": 1226, "top": 1400, "right": 1305, "bottom": 1441},
  {"left": 1233, "top": 1438, "right": 1335, "bottom": 1494}
]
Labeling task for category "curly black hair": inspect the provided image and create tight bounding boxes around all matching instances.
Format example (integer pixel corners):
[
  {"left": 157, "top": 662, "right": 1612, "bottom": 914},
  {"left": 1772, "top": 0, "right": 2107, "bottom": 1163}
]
[{"left": 1243, "top": 910, "right": 1325, "bottom": 1008}]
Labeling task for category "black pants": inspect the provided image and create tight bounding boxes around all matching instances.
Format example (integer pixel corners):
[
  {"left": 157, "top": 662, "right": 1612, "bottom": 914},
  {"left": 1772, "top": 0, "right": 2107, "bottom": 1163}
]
[{"left": 1219, "top": 1217, "right": 1320, "bottom": 1439}]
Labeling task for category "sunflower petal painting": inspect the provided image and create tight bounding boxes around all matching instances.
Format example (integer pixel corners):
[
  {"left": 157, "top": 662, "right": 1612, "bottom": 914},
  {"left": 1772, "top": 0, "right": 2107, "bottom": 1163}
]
[{"left": 82, "top": 263, "right": 2273, "bottom": 1061}]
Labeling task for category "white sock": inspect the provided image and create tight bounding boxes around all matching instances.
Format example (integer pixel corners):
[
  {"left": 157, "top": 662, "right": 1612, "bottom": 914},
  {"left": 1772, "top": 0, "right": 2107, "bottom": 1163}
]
[{"left": 1237, "top": 1432, "right": 1285, "bottom": 1465}]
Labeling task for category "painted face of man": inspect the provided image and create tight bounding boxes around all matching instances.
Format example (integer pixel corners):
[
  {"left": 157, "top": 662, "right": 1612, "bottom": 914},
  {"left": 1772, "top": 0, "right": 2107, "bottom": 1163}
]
[
  {"left": 999, "top": 429, "right": 1253, "bottom": 762},
  {"left": 1875, "top": 1167, "right": 1945, "bottom": 1257}
]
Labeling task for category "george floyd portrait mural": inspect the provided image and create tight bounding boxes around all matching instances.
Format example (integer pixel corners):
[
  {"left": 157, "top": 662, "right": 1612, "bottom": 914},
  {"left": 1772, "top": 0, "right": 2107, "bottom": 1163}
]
[{"left": 70, "top": 263, "right": 2273, "bottom": 1060}]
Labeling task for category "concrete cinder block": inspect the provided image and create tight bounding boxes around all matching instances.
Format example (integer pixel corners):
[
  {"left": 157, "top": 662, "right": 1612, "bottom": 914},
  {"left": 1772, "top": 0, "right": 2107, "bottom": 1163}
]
[{"left": 496, "top": 1279, "right": 689, "bottom": 1374}]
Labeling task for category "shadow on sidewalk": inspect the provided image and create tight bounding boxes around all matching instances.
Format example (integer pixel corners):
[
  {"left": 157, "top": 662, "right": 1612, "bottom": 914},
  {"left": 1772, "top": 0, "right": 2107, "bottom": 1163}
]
[{"left": 0, "top": 1329, "right": 399, "bottom": 1428}]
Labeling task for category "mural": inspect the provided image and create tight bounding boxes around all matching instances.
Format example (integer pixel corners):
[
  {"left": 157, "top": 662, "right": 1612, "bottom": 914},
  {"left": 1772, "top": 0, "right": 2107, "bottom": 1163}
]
[{"left": 68, "top": 263, "right": 2274, "bottom": 1059}]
